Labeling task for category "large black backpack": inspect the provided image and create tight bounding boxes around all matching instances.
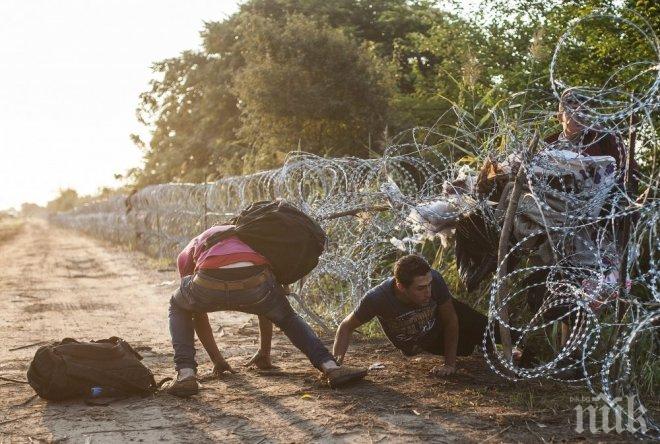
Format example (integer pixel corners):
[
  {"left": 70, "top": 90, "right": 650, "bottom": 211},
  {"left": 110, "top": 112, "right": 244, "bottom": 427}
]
[
  {"left": 204, "top": 200, "right": 327, "bottom": 285},
  {"left": 27, "top": 337, "right": 158, "bottom": 401}
]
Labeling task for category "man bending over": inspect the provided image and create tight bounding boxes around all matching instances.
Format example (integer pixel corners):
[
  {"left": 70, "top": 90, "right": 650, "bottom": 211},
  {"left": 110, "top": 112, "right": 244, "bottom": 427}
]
[{"left": 165, "top": 224, "right": 367, "bottom": 396}]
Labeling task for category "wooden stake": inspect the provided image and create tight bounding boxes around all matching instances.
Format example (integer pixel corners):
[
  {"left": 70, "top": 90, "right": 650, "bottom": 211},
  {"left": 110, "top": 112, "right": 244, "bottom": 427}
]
[
  {"left": 495, "top": 132, "right": 540, "bottom": 361},
  {"left": 617, "top": 113, "right": 637, "bottom": 306}
]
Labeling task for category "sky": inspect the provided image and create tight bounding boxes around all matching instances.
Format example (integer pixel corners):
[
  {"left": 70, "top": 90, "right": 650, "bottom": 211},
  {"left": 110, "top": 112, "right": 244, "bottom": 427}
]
[{"left": 0, "top": 0, "right": 241, "bottom": 210}]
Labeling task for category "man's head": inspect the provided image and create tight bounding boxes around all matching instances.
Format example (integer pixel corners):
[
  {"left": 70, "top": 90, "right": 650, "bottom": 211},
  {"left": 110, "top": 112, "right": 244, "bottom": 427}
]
[
  {"left": 557, "top": 89, "right": 584, "bottom": 137},
  {"left": 393, "top": 254, "right": 433, "bottom": 306}
]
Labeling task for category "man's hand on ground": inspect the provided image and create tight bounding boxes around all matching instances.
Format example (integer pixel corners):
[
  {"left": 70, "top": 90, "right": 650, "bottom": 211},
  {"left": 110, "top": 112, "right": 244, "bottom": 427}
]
[
  {"left": 244, "top": 350, "right": 276, "bottom": 369},
  {"left": 429, "top": 364, "right": 456, "bottom": 377},
  {"left": 212, "top": 357, "right": 237, "bottom": 377}
]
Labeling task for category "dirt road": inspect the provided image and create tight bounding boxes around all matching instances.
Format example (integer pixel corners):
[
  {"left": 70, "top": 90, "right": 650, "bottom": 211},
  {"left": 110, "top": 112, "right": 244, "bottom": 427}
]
[{"left": 0, "top": 220, "right": 616, "bottom": 443}]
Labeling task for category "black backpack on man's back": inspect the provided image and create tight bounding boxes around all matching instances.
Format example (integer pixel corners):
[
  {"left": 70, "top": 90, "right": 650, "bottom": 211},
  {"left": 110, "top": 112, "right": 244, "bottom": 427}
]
[
  {"left": 27, "top": 337, "right": 158, "bottom": 401},
  {"left": 204, "top": 200, "right": 327, "bottom": 285}
]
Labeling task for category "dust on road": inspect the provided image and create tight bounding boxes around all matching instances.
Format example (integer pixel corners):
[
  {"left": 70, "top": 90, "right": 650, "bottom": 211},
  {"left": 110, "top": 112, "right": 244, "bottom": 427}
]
[{"left": 0, "top": 220, "right": 615, "bottom": 443}]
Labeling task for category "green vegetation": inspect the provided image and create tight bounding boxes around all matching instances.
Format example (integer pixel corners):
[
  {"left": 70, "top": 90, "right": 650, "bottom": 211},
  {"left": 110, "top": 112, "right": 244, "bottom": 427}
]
[{"left": 128, "top": 0, "right": 658, "bottom": 187}]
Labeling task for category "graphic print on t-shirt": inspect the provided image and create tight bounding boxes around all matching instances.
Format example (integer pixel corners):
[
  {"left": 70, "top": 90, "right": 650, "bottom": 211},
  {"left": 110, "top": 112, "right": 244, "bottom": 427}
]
[{"left": 383, "top": 301, "right": 437, "bottom": 345}]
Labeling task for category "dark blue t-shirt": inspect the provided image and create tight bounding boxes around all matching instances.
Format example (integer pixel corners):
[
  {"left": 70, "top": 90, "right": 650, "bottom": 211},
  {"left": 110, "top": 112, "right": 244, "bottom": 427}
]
[{"left": 353, "top": 270, "right": 452, "bottom": 355}]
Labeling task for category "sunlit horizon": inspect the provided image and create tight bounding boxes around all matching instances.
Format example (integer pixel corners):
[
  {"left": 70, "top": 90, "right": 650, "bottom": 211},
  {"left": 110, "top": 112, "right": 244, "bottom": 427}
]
[{"left": 0, "top": 0, "right": 240, "bottom": 211}]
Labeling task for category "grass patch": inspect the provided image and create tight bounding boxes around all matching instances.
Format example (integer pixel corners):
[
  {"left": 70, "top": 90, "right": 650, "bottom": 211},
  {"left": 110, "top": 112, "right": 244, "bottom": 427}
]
[
  {"left": 0, "top": 217, "right": 23, "bottom": 244},
  {"left": 146, "top": 256, "right": 177, "bottom": 271}
]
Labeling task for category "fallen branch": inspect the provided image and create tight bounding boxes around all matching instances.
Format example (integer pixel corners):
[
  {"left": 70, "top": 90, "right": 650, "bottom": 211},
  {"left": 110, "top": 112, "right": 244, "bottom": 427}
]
[
  {"left": 82, "top": 426, "right": 170, "bottom": 435},
  {"left": 0, "top": 412, "right": 39, "bottom": 426},
  {"left": 12, "top": 394, "right": 38, "bottom": 408},
  {"left": 483, "top": 425, "right": 512, "bottom": 443},
  {"left": 9, "top": 341, "right": 48, "bottom": 352},
  {"left": 0, "top": 375, "right": 30, "bottom": 384}
]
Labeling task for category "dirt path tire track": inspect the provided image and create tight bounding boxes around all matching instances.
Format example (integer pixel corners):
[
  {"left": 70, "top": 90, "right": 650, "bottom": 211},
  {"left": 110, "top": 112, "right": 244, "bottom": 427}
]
[{"left": 0, "top": 219, "right": 616, "bottom": 443}]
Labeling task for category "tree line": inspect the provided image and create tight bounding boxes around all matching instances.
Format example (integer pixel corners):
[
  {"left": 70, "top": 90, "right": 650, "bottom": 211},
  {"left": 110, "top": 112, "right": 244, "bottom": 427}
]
[{"left": 39, "top": 0, "right": 657, "bottom": 211}]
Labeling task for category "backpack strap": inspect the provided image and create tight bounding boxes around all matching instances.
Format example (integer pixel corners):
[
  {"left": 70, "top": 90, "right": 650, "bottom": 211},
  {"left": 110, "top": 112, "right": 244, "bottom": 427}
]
[
  {"left": 94, "top": 337, "right": 143, "bottom": 360},
  {"left": 156, "top": 377, "right": 173, "bottom": 388},
  {"left": 201, "top": 226, "right": 237, "bottom": 252}
]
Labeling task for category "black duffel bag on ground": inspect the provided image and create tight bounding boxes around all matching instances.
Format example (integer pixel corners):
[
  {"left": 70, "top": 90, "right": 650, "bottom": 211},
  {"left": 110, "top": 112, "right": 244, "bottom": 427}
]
[{"left": 27, "top": 337, "right": 159, "bottom": 401}]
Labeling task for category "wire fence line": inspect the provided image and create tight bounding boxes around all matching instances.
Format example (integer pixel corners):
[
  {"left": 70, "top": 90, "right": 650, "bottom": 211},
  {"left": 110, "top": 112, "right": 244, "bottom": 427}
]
[
  {"left": 53, "top": 11, "right": 659, "bottom": 438},
  {"left": 52, "top": 152, "right": 442, "bottom": 318}
]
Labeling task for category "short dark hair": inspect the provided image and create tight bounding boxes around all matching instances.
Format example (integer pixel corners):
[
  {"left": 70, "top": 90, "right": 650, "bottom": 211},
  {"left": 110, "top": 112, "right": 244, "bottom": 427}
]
[
  {"left": 559, "top": 88, "right": 581, "bottom": 112},
  {"left": 394, "top": 254, "right": 431, "bottom": 287}
]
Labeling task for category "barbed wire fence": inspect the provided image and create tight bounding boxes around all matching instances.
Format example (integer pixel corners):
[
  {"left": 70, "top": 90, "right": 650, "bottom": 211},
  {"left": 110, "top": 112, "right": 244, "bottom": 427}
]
[{"left": 53, "top": 11, "right": 659, "bottom": 438}]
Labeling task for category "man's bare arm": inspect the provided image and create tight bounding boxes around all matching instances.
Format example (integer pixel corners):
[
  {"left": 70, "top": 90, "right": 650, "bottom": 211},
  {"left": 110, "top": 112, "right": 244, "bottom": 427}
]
[
  {"left": 333, "top": 313, "right": 364, "bottom": 364},
  {"left": 245, "top": 316, "right": 275, "bottom": 369},
  {"left": 193, "top": 313, "right": 235, "bottom": 374},
  {"left": 431, "top": 299, "right": 459, "bottom": 376}
]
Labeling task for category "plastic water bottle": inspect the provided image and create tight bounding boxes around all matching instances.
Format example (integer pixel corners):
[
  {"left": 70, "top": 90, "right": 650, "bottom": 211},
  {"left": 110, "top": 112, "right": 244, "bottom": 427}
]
[
  {"left": 90, "top": 386, "right": 104, "bottom": 397},
  {"left": 90, "top": 386, "right": 117, "bottom": 398}
]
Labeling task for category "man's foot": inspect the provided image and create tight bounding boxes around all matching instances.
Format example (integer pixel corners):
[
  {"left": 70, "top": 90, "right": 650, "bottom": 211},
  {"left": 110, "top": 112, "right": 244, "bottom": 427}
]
[
  {"left": 325, "top": 365, "right": 367, "bottom": 388},
  {"left": 163, "top": 368, "right": 199, "bottom": 397}
]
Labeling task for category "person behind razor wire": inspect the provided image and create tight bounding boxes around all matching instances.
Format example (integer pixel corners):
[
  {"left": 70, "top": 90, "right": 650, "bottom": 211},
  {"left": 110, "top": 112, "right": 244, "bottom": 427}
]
[
  {"left": 547, "top": 88, "right": 639, "bottom": 192},
  {"left": 523, "top": 89, "right": 640, "bottom": 367}
]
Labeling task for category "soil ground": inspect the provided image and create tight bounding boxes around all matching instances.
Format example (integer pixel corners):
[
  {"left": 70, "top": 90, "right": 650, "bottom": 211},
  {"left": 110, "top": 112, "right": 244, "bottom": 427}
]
[{"left": 0, "top": 219, "right": 631, "bottom": 443}]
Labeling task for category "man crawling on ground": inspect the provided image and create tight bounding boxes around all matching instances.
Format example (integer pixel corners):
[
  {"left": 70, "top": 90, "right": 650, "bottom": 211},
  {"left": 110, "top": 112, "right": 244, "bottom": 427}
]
[{"left": 333, "top": 254, "right": 520, "bottom": 376}]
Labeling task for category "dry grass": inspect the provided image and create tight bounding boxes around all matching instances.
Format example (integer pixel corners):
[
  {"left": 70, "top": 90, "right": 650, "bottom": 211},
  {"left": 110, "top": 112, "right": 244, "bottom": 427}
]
[{"left": 0, "top": 217, "right": 24, "bottom": 244}]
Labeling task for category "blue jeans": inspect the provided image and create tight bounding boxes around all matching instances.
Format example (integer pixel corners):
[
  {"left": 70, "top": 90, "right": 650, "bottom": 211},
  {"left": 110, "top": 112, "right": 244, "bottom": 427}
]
[{"left": 169, "top": 270, "right": 334, "bottom": 371}]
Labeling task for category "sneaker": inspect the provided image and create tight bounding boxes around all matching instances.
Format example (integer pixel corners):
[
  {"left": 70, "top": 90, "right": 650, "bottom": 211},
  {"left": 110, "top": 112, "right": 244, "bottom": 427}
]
[
  {"left": 163, "top": 369, "right": 199, "bottom": 397},
  {"left": 325, "top": 365, "right": 367, "bottom": 388}
]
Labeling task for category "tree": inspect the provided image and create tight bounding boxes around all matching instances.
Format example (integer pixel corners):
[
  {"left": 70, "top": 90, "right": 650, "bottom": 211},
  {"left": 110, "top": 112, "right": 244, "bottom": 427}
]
[
  {"left": 233, "top": 13, "right": 392, "bottom": 167},
  {"left": 46, "top": 189, "right": 79, "bottom": 213},
  {"left": 133, "top": 16, "right": 246, "bottom": 186},
  {"left": 475, "top": 0, "right": 659, "bottom": 169},
  {"left": 130, "top": 0, "right": 658, "bottom": 187},
  {"left": 238, "top": 0, "right": 444, "bottom": 90},
  {"left": 473, "top": 0, "right": 659, "bottom": 97},
  {"left": 386, "top": 12, "right": 490, "bottom": 132},
  {"left": 131, "top": 0, "right": 453, "bottom": 185},
  {"left": 20, "top": 203, "right": 46, "bottom": 217}
]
